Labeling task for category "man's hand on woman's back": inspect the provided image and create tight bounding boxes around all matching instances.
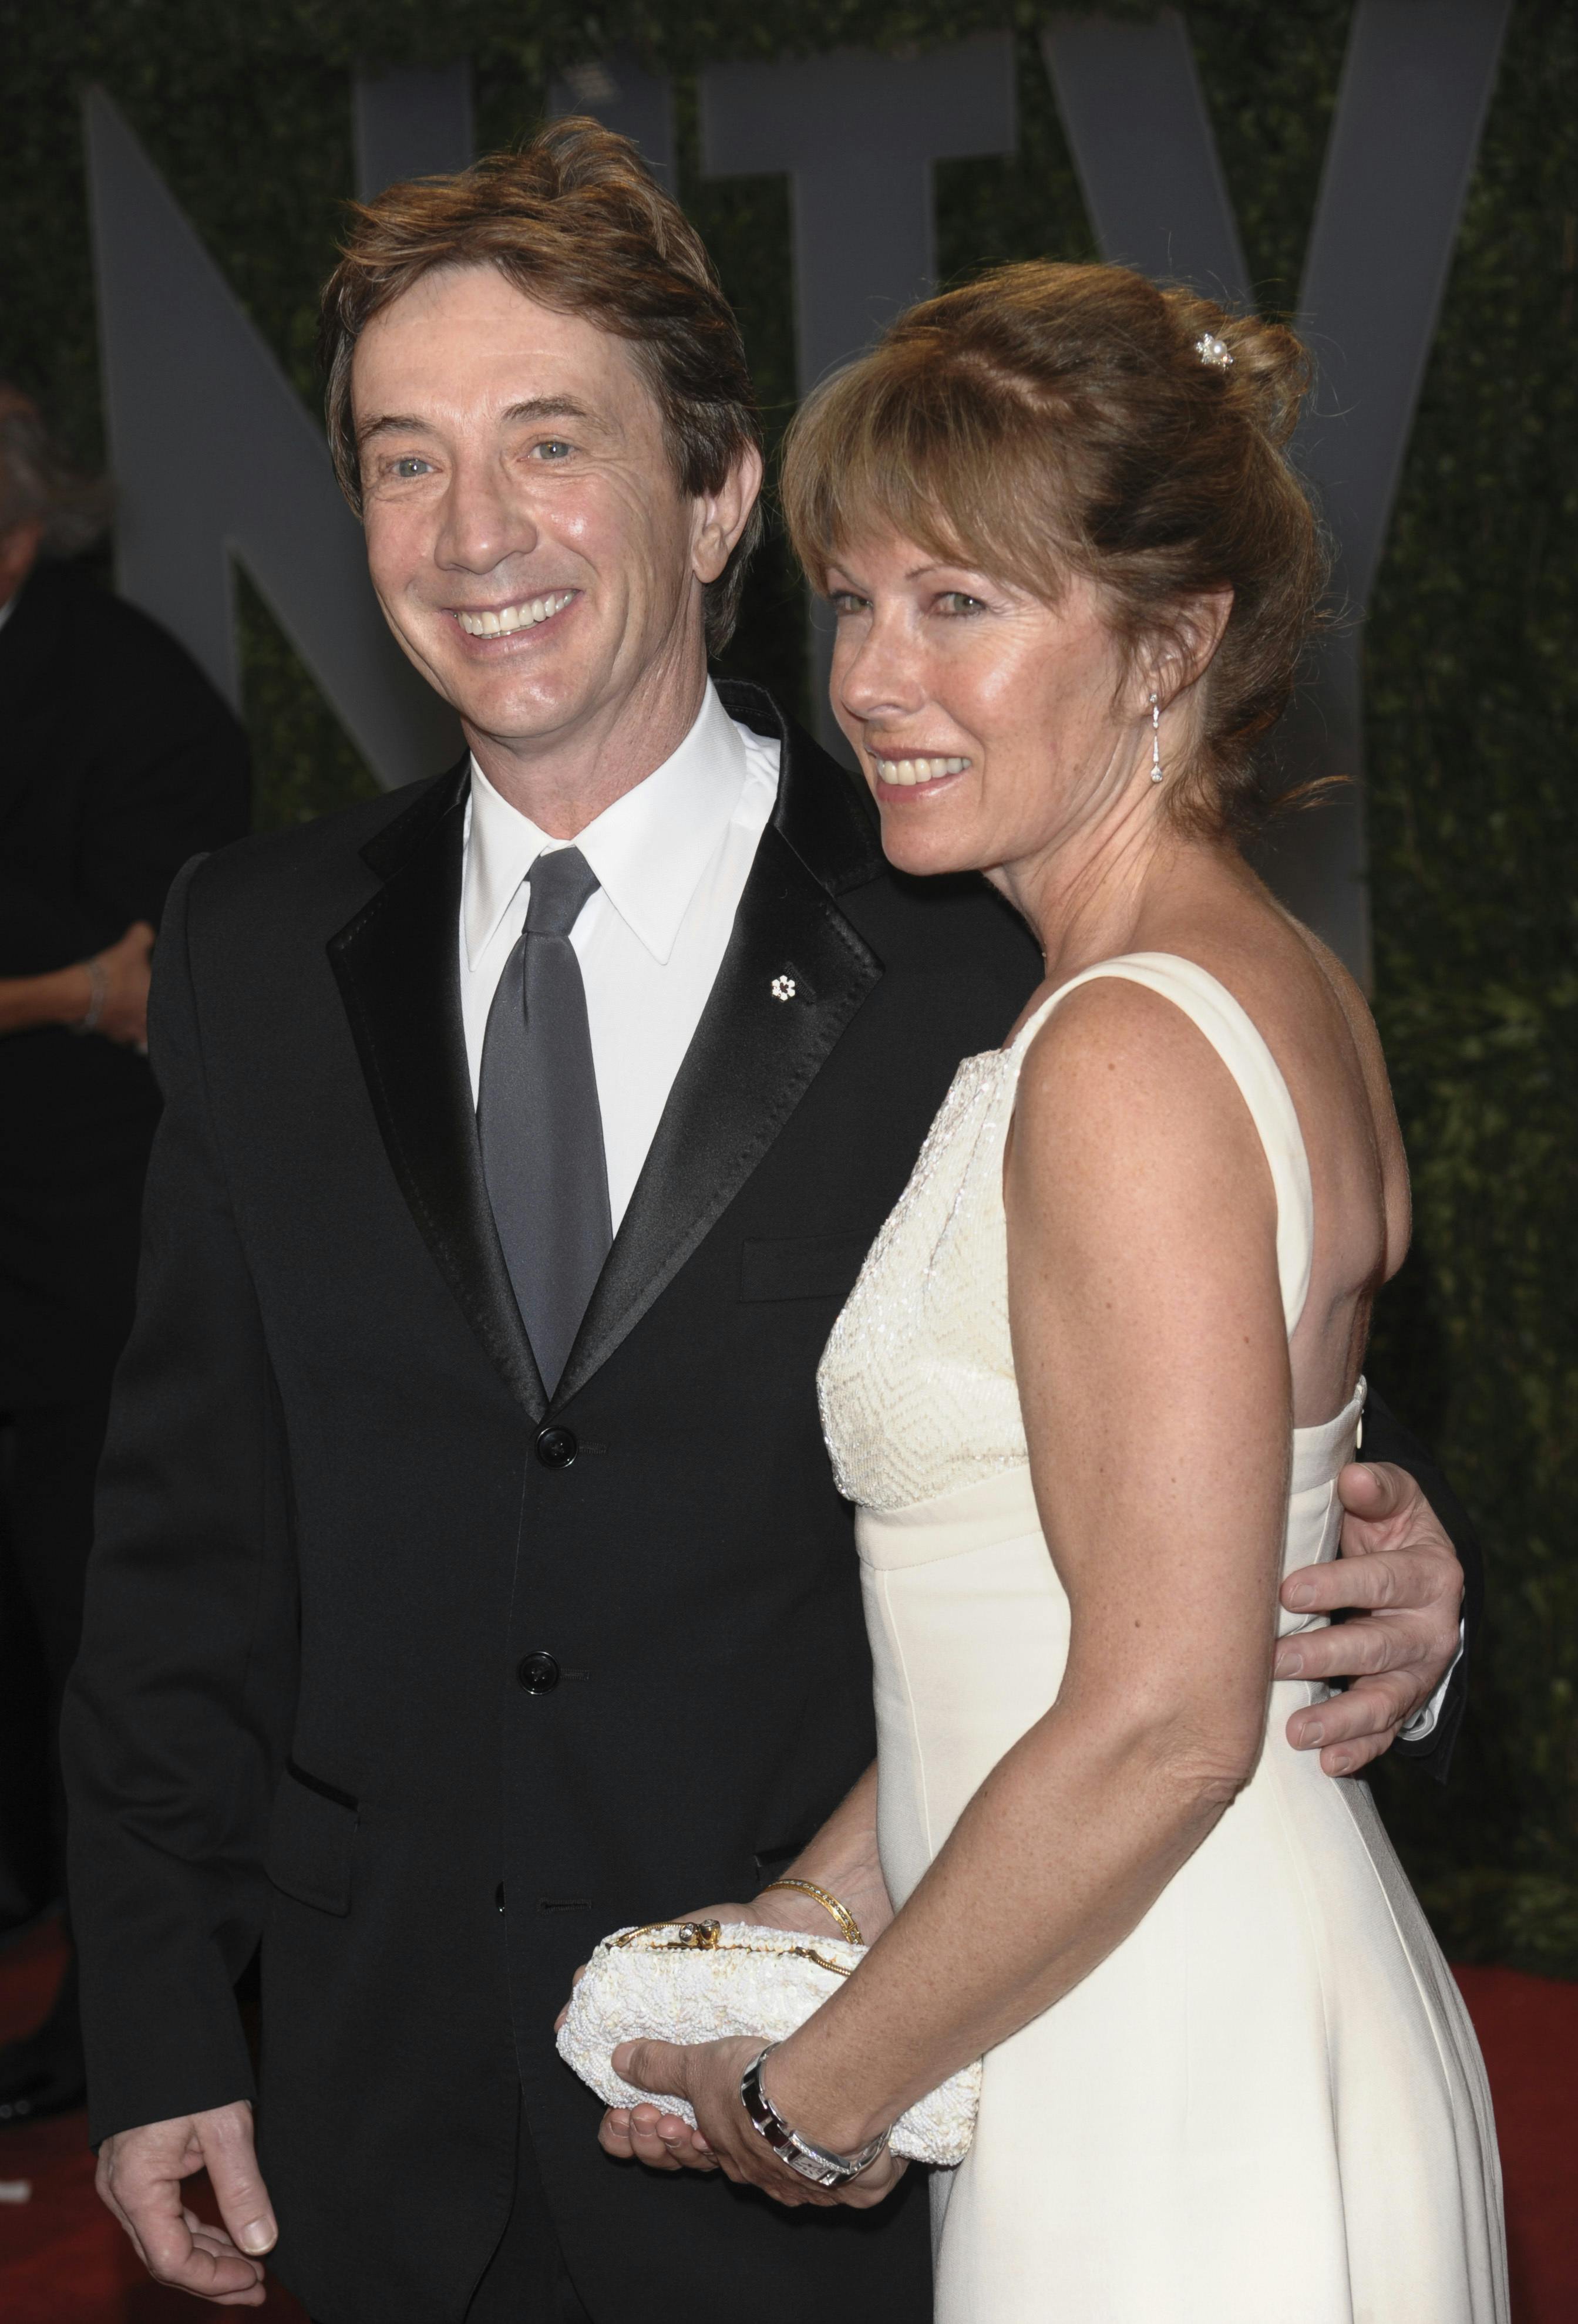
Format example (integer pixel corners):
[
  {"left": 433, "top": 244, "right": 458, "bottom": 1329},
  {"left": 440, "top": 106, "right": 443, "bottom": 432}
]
[
  {"left": 1276, "top": 1461, "right": 1466, "bottom": 1774},
  {"left": 97, "top": 2099, "right": 277, "bottom": 2306}
]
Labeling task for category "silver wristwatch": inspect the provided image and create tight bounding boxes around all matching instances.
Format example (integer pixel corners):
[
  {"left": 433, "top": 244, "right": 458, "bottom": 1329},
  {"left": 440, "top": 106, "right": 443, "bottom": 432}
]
[{"left": 739, "top": 2045, "right": 890, "bottom": 2187}]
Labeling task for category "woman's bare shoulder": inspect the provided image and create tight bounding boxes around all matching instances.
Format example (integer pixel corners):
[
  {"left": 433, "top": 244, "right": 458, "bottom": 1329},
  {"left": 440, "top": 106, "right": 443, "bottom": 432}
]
[
  {"left": 1012, "top": 968, "right": 1280, "bottom": 1207},
  {"left": 1014, "top": 880, "right": 1408, "bottom": 1281}
]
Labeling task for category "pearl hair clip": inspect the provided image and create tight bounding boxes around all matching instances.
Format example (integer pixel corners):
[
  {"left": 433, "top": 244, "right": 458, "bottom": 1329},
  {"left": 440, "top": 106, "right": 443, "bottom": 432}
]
[{"left": 1196, "top": 332, "right": 1234, "bottom": 369}]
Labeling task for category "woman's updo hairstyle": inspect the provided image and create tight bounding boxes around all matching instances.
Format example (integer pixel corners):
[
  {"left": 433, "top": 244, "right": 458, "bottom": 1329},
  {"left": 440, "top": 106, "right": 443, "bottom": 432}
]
[{"left": 780, "top": 260, "right": 1327, "bottom": 836}]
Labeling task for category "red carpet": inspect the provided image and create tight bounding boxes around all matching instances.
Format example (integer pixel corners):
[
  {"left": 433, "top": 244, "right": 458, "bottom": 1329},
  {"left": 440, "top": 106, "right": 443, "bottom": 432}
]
[
  {"left": 1, "top": 1918, "right": 1573, "bottom": 2320},
  {"left": 1452, "top": 1962, "right": 1578, "bottom": 2323}
]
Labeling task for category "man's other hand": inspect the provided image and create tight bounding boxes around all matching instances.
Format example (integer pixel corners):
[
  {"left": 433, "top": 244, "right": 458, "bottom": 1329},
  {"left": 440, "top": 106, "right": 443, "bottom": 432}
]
[
  {"left": 97, "top": 2100, "right": 277, "bottom": 2306},
  {"left": 1275, "top": 1461, "right": 1465, "bottom": 1776}
]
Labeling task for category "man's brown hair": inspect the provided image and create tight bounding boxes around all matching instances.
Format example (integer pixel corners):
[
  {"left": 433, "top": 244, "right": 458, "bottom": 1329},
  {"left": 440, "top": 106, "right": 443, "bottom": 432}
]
[{"left": 320, "top": 119, "right": 762, "bottom": 654}]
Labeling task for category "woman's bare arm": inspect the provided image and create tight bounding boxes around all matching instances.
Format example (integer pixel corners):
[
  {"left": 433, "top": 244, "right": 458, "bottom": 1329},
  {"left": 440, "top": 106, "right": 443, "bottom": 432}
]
[{"left": 750, "top": 978, "right": 1297, "bottom": 2156}]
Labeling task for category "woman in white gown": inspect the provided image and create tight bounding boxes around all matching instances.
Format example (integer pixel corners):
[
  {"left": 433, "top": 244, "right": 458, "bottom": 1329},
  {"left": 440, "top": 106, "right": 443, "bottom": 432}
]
[{"left": 607, "top": 262, "right": 1506, "bottom": 2320}]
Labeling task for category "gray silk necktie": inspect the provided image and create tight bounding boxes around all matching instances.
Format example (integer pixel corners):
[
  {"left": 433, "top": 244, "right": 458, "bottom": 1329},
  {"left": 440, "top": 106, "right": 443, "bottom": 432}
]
[{"left": 478, "top": 846, "right": 612, "bottom": 1396}]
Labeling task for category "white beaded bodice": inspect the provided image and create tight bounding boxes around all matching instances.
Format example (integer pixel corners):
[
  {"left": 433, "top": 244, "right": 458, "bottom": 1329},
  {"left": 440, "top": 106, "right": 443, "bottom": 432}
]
[
  {"left": 817, "top": 952, "right": 1316, "bottom": 1514},
  {"left": 817, "top": 1043, "right": 1028, "bottom": 1510}
]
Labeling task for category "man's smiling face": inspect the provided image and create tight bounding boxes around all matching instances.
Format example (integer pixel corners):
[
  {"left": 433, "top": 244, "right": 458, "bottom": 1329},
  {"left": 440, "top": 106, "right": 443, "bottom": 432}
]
[{"left": 353, "top": 263, "right": 708, "bottom": 763}]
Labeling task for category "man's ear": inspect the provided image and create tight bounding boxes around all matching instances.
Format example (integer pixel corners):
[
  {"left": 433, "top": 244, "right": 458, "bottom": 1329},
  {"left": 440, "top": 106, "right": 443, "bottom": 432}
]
[{"left": 692, "top": 444, "right": 764, "bottom": 587}]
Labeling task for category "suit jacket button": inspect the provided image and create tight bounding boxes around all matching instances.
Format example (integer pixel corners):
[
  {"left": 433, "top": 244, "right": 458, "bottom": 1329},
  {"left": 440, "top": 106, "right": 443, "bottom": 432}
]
[
  {"left": 536, "top": 1425, "right": 578, "bottom": 1469},
  {"left": 518, "top": 1651, "right": 560, "bottom": 1694}
]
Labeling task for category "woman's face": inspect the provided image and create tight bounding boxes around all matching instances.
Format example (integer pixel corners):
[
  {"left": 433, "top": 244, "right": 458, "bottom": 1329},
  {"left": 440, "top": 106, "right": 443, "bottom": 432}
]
[{"left": 826, "top": 527, "right": 1150, "bottom": 887}]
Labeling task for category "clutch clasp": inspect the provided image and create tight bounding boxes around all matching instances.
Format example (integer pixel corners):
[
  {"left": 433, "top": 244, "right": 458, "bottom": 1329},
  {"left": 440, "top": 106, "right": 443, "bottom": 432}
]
[{"left": 613, "top": 1919, "right": 722, "bottom": 1950}]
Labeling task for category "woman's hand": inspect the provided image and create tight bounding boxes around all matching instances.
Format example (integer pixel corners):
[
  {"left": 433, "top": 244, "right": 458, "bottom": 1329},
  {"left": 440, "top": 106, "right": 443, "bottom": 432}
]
[
  {"left": 555, "top": 1898, "right": 768, "bottom": 2169},
  {"left": 603, "top": 2034, "right": 906, "bottom": 2211}
]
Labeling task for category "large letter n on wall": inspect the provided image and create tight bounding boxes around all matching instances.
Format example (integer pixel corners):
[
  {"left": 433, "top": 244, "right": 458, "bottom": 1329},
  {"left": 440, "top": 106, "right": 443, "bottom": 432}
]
[{"left": 86, "top": 89, "right": 460, "bottom": 792}]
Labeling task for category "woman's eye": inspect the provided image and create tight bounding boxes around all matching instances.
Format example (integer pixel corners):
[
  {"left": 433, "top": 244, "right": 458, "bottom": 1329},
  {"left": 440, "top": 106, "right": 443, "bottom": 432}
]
[
  {"left": 937, "top": 591, "right": 987, "bottom": 616},
  {"left": 829, "top": 591, "right": 870, "bottom": 617}
]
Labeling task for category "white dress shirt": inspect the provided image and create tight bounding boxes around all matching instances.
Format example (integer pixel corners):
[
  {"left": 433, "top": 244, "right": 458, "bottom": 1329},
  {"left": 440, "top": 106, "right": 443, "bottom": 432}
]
[{"left": 460, "top": 681, "right": 781, "bottom": 1231}]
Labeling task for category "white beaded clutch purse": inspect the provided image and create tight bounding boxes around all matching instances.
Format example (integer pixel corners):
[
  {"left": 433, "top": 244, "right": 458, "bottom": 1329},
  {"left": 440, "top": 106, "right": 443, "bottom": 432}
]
[{"left": 556, "top": 1919, "right": 981, "bottom": 2167}]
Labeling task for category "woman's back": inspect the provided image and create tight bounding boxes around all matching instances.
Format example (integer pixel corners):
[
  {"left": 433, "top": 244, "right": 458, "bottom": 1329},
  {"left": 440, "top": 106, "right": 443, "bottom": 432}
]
[{"left": 1044, "top": 850, "right": 1412, "bottom": 1430}]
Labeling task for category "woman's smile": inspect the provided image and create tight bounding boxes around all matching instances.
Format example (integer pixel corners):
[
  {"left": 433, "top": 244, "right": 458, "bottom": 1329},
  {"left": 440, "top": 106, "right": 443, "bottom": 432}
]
[{"left": 866, "top": 748, "right": 973, "bottom": 792}]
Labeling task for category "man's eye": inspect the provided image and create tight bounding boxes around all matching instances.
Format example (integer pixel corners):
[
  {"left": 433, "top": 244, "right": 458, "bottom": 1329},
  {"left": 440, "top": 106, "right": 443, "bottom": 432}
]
[
  {"left": 392, "top": 456, "right": 432, "bottom": 480},
  {"left": 533, "top": 439, "right": 574, "bottom": 461}
]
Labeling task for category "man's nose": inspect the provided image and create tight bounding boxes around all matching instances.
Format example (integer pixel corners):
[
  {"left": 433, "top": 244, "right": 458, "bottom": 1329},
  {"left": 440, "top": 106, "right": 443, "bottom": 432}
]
[{"left": 433, "top": 457, "right": 538, "bottom": 575}]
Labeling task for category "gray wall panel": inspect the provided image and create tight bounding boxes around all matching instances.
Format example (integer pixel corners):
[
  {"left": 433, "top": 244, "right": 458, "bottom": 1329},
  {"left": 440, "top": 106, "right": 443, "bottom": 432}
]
[
  {"left": 353, "top": 61, "right": 476, "bottom": 201},
  {"left": 87, "top": 88, "right": 461, "bottom": 792}
]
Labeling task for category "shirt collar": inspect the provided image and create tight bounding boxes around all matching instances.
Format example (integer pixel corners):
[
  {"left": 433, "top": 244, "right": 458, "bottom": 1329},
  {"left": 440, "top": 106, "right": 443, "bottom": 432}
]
[{"left": 463, "top": 681, "right": 750, "bottom": 971}]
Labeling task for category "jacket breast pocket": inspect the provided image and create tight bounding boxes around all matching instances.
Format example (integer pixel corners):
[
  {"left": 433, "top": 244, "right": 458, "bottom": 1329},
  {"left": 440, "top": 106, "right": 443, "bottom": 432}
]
[
  {"left": 739, "top": 1235, "right": 871, "bottom": 1305},
  {"left": 264, "top": 1760, "right": 358, "bottom": 1916}
]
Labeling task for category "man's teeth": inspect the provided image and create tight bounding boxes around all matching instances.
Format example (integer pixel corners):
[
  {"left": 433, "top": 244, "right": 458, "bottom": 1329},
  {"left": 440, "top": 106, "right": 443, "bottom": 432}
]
[
  {"left": 457, "top": 592, "right": 575, "bottom": 637},
  {"left": 875, "top": 755, "right": 971, "bottom": 787}
]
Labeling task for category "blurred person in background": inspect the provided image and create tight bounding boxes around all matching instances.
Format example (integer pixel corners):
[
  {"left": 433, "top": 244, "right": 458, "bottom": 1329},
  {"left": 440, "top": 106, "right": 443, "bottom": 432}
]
[{"left": 0, "top": 385, "right": 250, "bottom": 2121}]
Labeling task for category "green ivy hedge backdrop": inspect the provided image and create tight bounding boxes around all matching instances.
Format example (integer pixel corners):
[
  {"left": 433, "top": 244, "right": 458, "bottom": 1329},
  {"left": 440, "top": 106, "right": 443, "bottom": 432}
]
[{"left": 4, "top": 1, "right": 1574, "bottom": 1974}]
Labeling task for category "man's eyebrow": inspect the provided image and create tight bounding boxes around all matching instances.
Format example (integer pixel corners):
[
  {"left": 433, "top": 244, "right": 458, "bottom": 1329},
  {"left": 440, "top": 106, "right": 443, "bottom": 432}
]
[
  {"left": 356, "top": 413, "right": 435, "bottom": 447},
  {"left": 501, "top": 396, "right": 596, "bottom": 426}
]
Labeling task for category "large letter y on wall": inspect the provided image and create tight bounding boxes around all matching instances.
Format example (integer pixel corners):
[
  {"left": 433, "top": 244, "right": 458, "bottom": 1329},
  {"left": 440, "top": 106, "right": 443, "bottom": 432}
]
[
  {"left": 86, "top": 89, "right": 461, "bottom": 792},
  {"left": 1043, "top": 2, "right": 1510, "bottom": 980},
  {"left": 1042, "top": 8, "right": 1249, "bottom": 304}
]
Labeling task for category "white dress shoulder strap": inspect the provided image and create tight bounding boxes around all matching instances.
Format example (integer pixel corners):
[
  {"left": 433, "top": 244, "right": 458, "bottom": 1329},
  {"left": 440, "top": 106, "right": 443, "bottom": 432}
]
[{"left": 1008, "top": 951, "right": 1315, "bottom": 1334}]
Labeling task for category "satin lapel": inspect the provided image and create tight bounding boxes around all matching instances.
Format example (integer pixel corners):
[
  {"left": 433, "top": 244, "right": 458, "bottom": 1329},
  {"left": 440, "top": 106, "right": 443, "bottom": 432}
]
[
  {"left": 555, "top": 817, "right": 881, "bottom": 1407},
  {"left": 328, "top": 767, "right": 547, "bottom": 1421}
]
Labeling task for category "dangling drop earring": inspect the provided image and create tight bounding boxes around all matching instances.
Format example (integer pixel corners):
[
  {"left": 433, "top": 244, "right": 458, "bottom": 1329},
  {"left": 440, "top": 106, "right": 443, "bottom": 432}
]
[{"left": 1150, "top": 691, "right": 1163, "bottom": 782}]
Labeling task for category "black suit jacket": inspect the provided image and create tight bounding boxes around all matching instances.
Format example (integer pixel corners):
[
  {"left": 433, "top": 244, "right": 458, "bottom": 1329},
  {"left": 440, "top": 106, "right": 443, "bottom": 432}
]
[
  {"left": 65, "top": 687, "right": 1039, "bottom": 2321},
  {"left": 0, "top": 560, "right": 250, "bottom": 1403},
  {"left": 63, "top": 683, "right": 1477, "bottom": 2322}
]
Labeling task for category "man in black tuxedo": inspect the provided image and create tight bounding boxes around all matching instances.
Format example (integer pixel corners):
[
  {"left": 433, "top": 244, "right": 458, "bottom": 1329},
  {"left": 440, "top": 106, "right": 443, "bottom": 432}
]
[
  {"left": 0, "top": 387, "right": 248, "bottom": 2118},
  {"left": 65, "top": 124, "right": 1473, "bottom": 2322}
]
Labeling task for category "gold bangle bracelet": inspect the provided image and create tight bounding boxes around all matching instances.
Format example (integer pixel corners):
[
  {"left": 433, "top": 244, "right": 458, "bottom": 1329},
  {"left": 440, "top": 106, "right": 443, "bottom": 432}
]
[{"left": 758, "top": 1878, "right": 862, "bottom": 1948}]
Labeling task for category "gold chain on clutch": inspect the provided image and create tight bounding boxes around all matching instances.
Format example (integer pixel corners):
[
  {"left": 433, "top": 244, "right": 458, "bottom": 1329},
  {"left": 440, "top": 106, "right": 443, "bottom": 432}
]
[{"left": 611, "top": 1919, "right": 855, "bottom": 1979}]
